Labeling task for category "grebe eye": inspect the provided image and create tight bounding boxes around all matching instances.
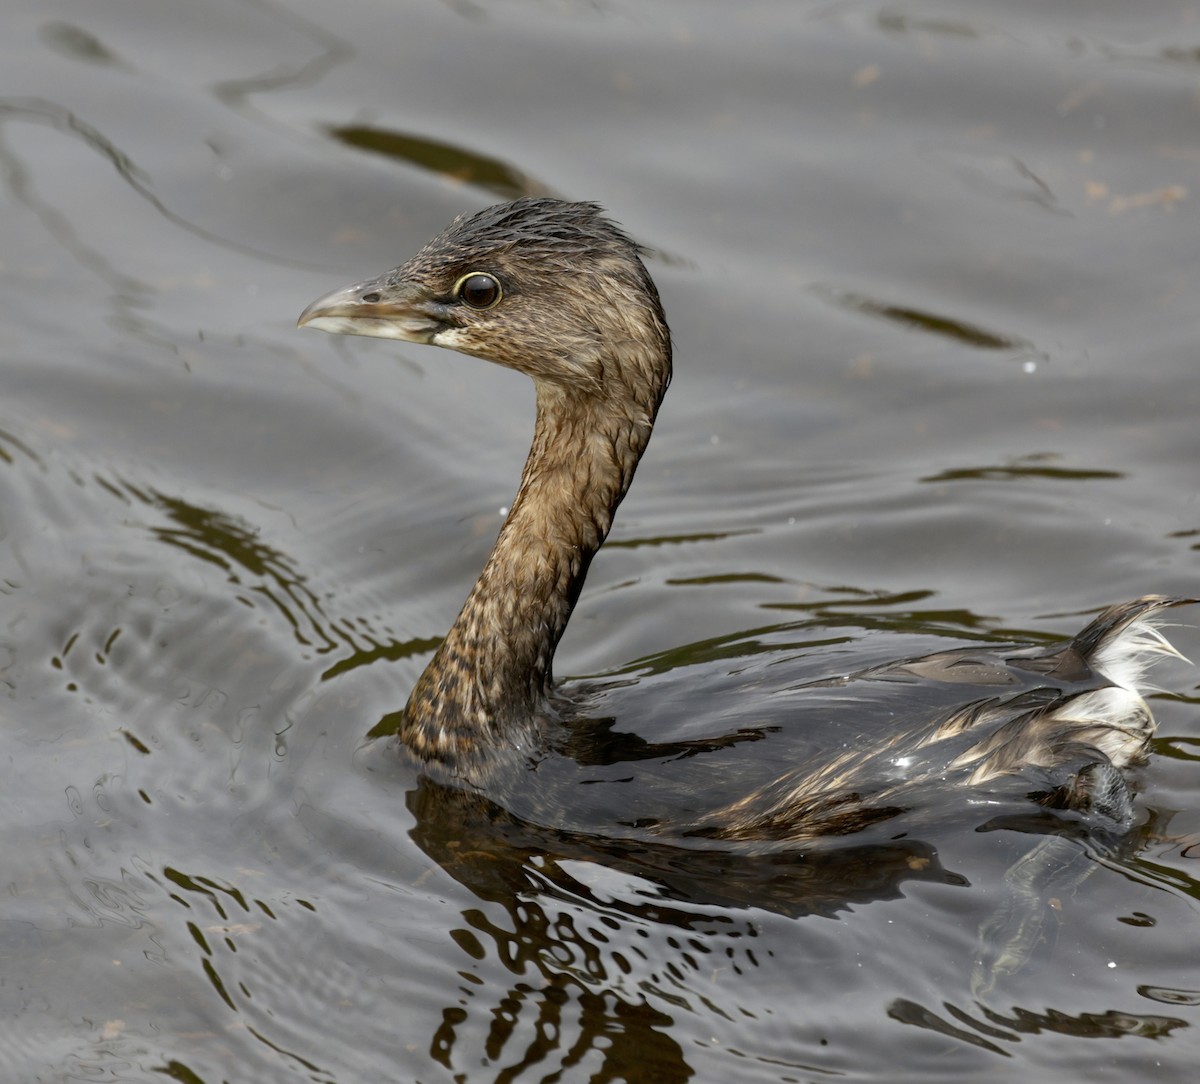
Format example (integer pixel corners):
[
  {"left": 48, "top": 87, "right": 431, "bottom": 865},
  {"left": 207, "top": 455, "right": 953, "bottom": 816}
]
[
  {"left": 361, "top": 291, "right": 381, "bottom": 303},
  {"left": 456, "top": 273, "right": 502, "bottom": 310}
]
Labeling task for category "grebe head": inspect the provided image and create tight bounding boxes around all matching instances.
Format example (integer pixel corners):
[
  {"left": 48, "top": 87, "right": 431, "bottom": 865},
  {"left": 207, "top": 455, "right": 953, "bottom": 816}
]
[{"left": 298, "top": 198, "right": 671, "bottom": 399}]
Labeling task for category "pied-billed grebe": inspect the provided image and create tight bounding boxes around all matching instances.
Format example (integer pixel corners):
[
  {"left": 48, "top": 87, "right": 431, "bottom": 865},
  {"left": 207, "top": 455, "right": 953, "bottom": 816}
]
[{"left": 299, "top": 198, "right": 1190, "bottom": 845}]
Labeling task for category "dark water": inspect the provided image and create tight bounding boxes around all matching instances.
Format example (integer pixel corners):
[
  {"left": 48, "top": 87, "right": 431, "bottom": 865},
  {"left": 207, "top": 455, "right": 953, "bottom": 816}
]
[{"left": 3, "top": 1, "right": 1200, "bottom": 1080}]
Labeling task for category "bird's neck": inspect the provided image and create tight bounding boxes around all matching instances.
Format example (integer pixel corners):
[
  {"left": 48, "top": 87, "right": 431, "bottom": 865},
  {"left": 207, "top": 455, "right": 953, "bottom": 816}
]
[{"left": 401, "top": 368, "right": 665, "bottom": 765}]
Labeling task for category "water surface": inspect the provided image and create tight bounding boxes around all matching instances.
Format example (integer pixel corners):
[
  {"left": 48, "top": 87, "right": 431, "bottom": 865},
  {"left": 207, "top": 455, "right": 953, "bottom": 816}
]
[{"left": 2, "top": 1, "right": 1199, "bottom": 1081}]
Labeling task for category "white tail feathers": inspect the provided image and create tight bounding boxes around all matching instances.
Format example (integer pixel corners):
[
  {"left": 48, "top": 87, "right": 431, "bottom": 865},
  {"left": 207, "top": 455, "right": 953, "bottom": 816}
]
[
  {"left": 1049, "top": 596, "right": 1193, "bottom": 768},
  {"left": 1088, "top": 606, "right": 1190, "bottom": 695}
]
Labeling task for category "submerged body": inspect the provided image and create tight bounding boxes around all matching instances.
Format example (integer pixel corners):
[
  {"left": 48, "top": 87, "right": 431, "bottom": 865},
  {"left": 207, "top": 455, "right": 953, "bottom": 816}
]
[{"left": 299, "top": 198, "right": 1189, "bottom": 846}]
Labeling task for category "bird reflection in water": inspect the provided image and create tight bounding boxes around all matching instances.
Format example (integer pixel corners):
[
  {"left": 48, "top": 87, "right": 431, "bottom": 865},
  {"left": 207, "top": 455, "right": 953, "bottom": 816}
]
[{"left": 402, "top": 772, "right": 954, "bottom": 1080}]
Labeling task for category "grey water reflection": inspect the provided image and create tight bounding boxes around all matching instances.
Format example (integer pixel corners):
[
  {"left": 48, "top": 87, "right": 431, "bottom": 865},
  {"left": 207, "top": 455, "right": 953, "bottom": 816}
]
[
  {"left": 921, "top": 456, "right": 1125, "bottom": 484},
  {"left": 889, "top": 996, "right": 1187, "bottom": 1055},
  {"left": 130, "top": 482, "right": 449, "bottom": 684},
  {"left": 329, "top": 125, "right": 555, "bottom": 201},
  {"left": 208, "top": 0, "right": 354, "bottom": 114},
  {"left": 0, "top": 97, "right": 150, "bottom": 290},
  {"left": 39, "top": 20, "right": 132, "bottom": 70},
  {"left": 0, "top": 94, "right": 305, "bottom": 293},
  {"left": 402, "top": 775, "right": 953, "bottom": 1080},
  {"left": 815, "top": 285, "right": 1028, "bottom": 352}
]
